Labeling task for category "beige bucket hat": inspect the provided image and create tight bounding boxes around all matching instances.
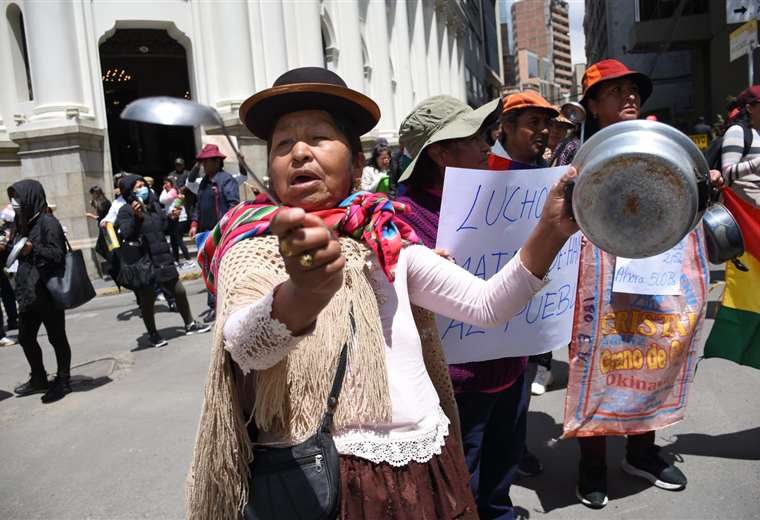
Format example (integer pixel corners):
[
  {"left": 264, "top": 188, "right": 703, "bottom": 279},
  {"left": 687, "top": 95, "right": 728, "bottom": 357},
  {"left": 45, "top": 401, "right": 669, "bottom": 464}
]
[{"left": 398, "top": 96, "right": 501, "bottom": 183}]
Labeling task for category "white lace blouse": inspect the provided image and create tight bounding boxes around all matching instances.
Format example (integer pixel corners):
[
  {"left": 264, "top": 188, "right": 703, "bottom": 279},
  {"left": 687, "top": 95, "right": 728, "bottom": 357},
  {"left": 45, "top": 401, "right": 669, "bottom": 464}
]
[{"left": 223, "top": 244, "right": 546, "bottom": 466}]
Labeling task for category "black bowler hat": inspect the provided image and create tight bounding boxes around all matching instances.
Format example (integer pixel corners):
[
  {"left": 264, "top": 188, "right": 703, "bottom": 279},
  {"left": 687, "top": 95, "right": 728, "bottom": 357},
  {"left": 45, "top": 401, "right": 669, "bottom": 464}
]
[{"left": 239, "top": 67, "right": 381, "bottom": 140}]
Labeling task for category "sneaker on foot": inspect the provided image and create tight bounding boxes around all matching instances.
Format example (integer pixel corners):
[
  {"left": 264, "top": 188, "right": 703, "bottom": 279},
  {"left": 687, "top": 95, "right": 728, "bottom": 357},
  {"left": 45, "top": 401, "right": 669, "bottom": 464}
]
[
  {"left": 185, "top": 321, "right": 211, "bottom": 335},
  {"left": 531, "top": 364, "right": 553, "bottom": 395},
  {"left": 0, "top": 336, "right": 17, "bottom": 347},
  {"left": 149, "top": 333, "right": 168, "bottom": 348},
  {"left": 518, "top": 450, "right": 544, "bottom": 477},
  {"left": 41, "top": 376, "right": 72, "bottom": 404},
  {"left": 577, "top": 459, "right": 608, "bottom": 509},
  {"left": 203, "top": 309, "right": 216, "bottom": 323},
  {"left": 14, "top": 375, "right": 50, "bottom": 396},
  {"left": 622, "top": 447, "right": 687, "bottom": 490}
]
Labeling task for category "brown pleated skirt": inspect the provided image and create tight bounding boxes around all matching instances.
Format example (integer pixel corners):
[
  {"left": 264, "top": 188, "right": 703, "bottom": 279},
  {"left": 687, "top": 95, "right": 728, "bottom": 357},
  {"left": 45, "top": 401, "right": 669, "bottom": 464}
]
[{"left": 338, "top": 435, "right": 478, "bottom": 520}]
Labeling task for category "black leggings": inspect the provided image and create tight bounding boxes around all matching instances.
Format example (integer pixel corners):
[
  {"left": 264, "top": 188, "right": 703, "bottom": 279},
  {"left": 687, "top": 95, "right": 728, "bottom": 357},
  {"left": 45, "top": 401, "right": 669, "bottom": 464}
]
[
  {"left": 19, "top": 296, "right": 71, "bottom": 378},
  {"left": 167, "top": 220, "right": 190, "bottom": 262},
  {"left": 136, "top": 278, "right": 193, "bottom": 334}
]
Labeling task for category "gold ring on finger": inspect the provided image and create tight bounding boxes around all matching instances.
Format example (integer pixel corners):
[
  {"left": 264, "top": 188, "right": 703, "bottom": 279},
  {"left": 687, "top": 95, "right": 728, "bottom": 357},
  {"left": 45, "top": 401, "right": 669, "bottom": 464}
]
[
  {"left": 299, "top": 252, "right": 314, "bottom": 269},
  {"left": 279, "top": 240, "right": 295, "bottom": 257}
]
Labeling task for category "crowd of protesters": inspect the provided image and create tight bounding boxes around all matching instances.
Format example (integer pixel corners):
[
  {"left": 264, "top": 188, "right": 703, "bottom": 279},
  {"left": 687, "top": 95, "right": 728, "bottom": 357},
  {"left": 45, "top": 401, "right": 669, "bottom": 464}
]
[{"left": 2, "top": 57, "right": 757, "bottom": 520}]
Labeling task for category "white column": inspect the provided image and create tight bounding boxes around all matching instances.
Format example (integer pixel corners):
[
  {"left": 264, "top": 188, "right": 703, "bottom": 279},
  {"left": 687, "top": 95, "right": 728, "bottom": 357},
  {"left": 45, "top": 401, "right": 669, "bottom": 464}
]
[
  {"left": 388, "top": 0, "right": 414, "bottom": 125},
  {"left": 408, "top": 0, "right": 429, "bottom": 104},
  {"left": 282, "top": 0, "right": 323, "bottom": 67},
  {"left": 365, "top": 0, "right": 395, "bottom": 131},
  {"left": 23, "top": 0, "right": 87, "bottom": 121},
  {"left": 209, "top": 1, "right": 255, "bottom": 111},
  {"left": 424, "top": 1, "right": 441, "bottom": 95},
  {"left": 449, "top": 27, "right": 463, "bottom": 101},
  {"left": 328, "top": 0, "right": 363, "bottom": 91},
  {"left": 256, "top": 0, "right": 289, "bottom": 86},
  {"left": 438, "top": 12, "right": 452, "bottom": 96}
]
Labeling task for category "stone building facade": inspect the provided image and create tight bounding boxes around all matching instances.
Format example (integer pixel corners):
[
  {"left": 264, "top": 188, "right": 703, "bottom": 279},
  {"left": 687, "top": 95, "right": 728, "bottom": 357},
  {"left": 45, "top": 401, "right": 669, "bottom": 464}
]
[{"left": 0, "top": 0, "right": 500, "bottom": 274}]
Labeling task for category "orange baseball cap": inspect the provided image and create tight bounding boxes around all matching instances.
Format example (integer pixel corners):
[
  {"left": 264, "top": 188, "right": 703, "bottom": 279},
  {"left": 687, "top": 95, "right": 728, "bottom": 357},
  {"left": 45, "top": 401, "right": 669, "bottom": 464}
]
[
  {"left": 580, "top": 59, "right": 652, "bottom": 107},
  {"left": 501, "top": 90, "right": 559, "bottom": 117}
]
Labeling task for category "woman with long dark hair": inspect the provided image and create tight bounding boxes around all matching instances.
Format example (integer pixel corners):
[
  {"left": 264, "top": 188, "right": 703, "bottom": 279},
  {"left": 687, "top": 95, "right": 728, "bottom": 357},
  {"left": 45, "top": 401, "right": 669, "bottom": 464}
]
[{"left": 86, "top": 185, "right": 111, "bottom": 223}]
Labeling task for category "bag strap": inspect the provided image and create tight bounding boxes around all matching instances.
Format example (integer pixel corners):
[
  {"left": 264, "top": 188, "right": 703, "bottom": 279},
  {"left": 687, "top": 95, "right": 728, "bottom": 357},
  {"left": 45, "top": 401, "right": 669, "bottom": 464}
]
[
  {"left": 319, "top": 305, "right": 355, "bottom": 433},
  {"left": 63, "top": 236, "right": 72, "bottom": 253},
  {"left": 742, "top": 124, "right": 753, "bottom": 157}
]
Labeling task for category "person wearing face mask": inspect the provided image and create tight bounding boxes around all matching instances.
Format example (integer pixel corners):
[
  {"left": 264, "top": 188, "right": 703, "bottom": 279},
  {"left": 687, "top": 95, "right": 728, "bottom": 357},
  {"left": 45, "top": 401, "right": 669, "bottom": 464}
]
[
  {"left": 116, "top": 175, "right": 210, "bottom": 347},
  {"left": 4, "top": 180, "right": 73, "bottom": 403}
]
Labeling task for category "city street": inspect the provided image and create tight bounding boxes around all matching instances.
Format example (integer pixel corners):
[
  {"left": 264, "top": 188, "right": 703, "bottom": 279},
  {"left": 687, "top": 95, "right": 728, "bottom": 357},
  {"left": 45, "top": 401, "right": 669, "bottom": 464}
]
[{"left": 1, "top": 279, "right": 759, "bottom": 520}]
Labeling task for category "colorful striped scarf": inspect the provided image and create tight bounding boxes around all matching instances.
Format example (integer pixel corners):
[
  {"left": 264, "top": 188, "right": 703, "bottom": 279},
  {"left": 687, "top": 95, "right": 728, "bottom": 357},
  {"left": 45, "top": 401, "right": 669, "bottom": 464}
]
[{"left": 198, "top": 191, "right": 420, "bottom": 293}]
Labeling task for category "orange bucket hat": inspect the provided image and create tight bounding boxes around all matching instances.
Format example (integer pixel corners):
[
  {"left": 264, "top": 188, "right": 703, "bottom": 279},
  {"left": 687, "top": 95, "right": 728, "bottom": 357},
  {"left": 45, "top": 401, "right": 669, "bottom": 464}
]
[
  {"left": 501, "top": 90, "right": 559, "bottom": 117},
  {"left": 580, "top": 59, "right": 652, "bottom": 107}
]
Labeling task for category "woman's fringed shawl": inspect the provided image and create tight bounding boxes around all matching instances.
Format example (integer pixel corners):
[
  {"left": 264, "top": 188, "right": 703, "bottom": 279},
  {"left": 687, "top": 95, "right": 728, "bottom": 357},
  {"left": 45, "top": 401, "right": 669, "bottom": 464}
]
[{"left": 187, "top": 242, "right": 463, "bottom": 520}]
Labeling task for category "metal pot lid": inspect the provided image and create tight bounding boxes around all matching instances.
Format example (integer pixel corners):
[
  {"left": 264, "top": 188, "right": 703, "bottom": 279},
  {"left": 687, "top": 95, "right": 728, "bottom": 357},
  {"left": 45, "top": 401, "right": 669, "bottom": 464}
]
[{"left": 571, "top": 120, "right": 709, "bottom": 258}]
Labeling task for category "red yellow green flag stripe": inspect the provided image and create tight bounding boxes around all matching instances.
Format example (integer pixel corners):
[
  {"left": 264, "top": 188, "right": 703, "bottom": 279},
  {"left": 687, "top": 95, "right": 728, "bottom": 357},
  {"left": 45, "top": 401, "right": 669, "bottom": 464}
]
[{"left": 704, "top": 188, "right": 760, "bottom": 369}]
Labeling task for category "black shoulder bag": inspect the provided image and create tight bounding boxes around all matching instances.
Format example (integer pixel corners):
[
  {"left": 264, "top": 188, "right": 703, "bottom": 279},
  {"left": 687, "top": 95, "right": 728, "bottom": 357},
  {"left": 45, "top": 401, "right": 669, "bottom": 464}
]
[
  {"left": 244, "top": 309, "right": 355, "bottom": 520},
  {"left": 45, "top": 237, "right": 96, "bottom": 310}
]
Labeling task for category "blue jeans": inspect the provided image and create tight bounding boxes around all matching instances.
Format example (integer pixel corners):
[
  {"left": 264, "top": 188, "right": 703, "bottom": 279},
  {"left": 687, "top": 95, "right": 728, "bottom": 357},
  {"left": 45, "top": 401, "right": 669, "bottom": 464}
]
[{"left": 456, "top": 373, "right": 528, "bottom": 520}]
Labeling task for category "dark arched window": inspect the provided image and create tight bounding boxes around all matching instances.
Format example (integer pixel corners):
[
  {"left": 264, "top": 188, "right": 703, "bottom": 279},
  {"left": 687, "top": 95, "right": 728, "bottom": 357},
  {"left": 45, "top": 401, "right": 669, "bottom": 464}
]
[{"left": 6, "top": 4, "right": 33, "bottom": 101}]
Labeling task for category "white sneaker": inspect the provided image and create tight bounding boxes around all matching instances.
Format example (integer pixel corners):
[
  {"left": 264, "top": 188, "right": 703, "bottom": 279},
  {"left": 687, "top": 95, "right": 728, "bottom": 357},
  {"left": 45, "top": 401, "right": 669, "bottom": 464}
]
[
  {"left": 531, "top": 364, "right": 553, "bottom": 395},
  {"left": 0, "top": 336, "right": 17, "bottom": 347}
]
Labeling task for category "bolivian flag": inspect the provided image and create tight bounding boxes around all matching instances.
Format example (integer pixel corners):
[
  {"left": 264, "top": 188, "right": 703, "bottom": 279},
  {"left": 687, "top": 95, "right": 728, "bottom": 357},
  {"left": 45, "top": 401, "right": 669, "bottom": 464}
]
[{"left": 704, "top": 188, "right": 760, "bottom": 369}]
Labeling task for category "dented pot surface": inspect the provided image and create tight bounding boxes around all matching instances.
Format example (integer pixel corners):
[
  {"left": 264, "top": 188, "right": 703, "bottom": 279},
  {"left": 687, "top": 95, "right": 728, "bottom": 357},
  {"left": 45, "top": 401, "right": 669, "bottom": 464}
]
[{"left": 571, "top": 119, "right": 709, "bottom": 258}]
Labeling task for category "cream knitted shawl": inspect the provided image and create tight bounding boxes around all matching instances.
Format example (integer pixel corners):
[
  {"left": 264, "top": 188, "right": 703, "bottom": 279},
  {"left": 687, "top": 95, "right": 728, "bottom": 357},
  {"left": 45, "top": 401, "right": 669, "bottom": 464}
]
[{"left": 185, "top": 236, "right": 461, "bottom": 520}]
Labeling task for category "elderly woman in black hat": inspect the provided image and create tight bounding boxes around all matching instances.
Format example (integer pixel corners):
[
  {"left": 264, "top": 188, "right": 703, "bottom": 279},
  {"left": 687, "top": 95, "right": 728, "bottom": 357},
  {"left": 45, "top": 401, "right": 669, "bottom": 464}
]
[{"left": 187, "top": 67, "right": 578, "bottom": 520}]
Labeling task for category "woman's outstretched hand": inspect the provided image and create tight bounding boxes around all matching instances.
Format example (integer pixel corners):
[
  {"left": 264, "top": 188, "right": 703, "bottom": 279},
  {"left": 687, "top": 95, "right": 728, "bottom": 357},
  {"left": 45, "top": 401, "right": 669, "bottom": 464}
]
[
  {"left": 269, "top": 207, "right": 345, "bottom": 334},
  {"left": 519, "top": 167, "right": 579, "bottom": 279}
]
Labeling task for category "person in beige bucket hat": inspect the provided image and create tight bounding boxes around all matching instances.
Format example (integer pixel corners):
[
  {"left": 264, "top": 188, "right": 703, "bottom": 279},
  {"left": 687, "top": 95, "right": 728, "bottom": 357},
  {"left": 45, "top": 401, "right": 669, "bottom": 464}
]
[
  {"left": 397, "top": 95, "right": 501, "bottom": 185},
  {"left": 396, "top": 95, "right": 578, "bottom": 519}
]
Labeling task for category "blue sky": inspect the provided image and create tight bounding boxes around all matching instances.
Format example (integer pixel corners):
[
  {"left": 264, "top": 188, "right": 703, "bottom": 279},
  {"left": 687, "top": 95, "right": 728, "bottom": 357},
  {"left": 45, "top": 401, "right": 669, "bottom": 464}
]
[{"left": 500, "top": 0, "right": 587, "bottom": 65}]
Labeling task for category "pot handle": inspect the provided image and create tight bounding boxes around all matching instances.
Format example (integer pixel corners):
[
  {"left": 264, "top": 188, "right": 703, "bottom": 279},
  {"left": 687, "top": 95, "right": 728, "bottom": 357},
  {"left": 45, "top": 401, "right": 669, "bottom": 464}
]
[{"left": 564, "top": 180, "right": 575, "bottom": 222}]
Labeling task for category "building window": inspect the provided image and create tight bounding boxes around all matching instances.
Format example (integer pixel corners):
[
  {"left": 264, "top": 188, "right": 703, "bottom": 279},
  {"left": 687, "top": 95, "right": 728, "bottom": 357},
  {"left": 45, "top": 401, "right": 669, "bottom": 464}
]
[
  {"left": 7, "top": 4, "right": 33, "bottom": 101},
  {"left": 527, "top": 53, "right": 539, "bottom": 78},
  {"left": 321, "top": 9, "right": 339, "bottom": 71}
]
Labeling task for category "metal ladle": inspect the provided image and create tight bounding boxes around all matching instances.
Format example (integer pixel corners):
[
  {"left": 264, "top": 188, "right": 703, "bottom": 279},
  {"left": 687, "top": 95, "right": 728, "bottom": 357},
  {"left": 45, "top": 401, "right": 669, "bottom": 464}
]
[
  {"left": 560, "top": 101, "right": 587, "bottom": 143},
  {"left": 120, "top": 96, "right": 280, "bottom": 204}
]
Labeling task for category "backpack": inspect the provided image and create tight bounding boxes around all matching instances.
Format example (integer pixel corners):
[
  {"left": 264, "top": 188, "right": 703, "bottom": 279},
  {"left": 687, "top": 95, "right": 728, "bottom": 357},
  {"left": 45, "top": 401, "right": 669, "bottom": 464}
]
[{"left": 704, "top": 124, "right": 752, "bottom": 171}]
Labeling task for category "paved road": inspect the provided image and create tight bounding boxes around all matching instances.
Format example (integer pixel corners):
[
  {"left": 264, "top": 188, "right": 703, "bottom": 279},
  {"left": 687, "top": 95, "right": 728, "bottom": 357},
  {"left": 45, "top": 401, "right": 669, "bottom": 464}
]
[{"left": 1, "top": 279, "right": 758, "bottom": 519}]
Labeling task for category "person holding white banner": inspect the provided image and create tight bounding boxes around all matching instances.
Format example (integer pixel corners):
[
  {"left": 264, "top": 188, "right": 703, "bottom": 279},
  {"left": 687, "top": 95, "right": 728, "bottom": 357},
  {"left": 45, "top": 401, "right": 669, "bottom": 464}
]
[{"left": 396, "top": 92, "right": 563, "bottom": 520}]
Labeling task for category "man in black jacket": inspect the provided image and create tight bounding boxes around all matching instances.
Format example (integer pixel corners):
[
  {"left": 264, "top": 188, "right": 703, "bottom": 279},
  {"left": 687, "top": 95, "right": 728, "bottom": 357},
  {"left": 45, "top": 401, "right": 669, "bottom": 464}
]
[
  {"left": 187, "top": 144, "right": 240, "bottom": 321},
  {"left": 5, "top": 180, "right": 72, "bottom": 403}
]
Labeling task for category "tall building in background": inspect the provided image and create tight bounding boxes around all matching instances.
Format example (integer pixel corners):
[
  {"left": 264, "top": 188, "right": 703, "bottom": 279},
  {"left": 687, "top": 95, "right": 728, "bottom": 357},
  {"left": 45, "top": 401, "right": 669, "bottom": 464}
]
[
  {"left": 463, "top": 0, "right": 504, "bottom": 107},
  {"left": 550, "top": 2, "right": 573, "bottom": 94},
  {"left": 505, "top": 0, "right": 571, "bottom": 104},
  {"left": 583, "top": 0, "right": 745, "bottom": 132}
]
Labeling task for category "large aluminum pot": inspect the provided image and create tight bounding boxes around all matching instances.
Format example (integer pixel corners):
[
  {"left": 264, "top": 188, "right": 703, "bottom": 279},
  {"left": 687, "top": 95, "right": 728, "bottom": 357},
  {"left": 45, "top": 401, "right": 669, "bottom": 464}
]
[{"left": 571, "top": 119, "right": 710, "bottom": 258}]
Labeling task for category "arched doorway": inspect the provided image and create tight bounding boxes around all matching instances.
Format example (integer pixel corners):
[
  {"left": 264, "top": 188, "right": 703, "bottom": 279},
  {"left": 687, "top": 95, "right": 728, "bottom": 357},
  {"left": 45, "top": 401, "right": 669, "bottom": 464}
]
[{"left": 99, "top": 29, "right": 195, "bottom": 184}]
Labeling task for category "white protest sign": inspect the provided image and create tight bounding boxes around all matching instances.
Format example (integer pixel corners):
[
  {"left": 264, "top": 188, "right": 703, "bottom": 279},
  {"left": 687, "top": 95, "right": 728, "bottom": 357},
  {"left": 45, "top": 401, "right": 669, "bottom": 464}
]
[
  {"left": 612, "top": 238, "right": 686, "bottom": 296},
  {"left": 435, "top": 167, "right": 581, "bottom": 363}
]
